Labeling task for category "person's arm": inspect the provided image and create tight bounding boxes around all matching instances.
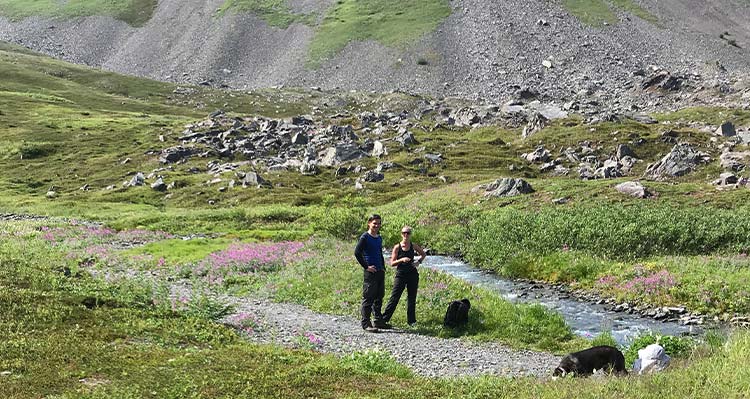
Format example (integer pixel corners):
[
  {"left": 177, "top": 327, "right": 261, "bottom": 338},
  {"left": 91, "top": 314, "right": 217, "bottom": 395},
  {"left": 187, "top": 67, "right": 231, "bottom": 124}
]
[
  {"left": 413, "top": 243, "right": 427, "bottom": 265},
  {"left": 354, "top": 234, "right": 368, "bottom": 269},
  {"left": 390, "top": 244, "right": 400, "bottom": 266}
]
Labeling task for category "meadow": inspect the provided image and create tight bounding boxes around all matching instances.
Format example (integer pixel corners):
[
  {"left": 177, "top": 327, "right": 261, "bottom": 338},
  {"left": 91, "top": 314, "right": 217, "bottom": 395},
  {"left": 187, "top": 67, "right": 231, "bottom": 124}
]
[{"left": 2, "top": 41, "right": 750, "bottom": 397}]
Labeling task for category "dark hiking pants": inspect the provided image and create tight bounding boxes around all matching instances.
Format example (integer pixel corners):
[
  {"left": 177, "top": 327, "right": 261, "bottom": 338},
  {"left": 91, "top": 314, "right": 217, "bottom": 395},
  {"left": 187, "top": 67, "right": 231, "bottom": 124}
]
[
  {"left": 361, "top": 270, "right": 385, "bottom": 328},
  {"left": 383, "top": 270, "right": 419, "bottom": 324}
]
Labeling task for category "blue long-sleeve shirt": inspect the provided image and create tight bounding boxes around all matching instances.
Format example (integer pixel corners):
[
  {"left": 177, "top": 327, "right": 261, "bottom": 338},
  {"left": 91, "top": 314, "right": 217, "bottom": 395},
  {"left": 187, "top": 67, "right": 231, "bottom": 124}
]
[{"left": 354, "top": 232, "right": 384, "bottom": 271}]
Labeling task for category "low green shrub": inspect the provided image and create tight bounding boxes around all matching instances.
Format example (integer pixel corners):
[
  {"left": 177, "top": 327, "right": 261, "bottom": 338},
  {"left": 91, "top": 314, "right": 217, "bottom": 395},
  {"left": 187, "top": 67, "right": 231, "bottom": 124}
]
[
  {"left": 342, "top": 348, "right": 413, "bottom": 378},
  {"left": 306, "top": 195, "right": 369, "bottom": 239}
]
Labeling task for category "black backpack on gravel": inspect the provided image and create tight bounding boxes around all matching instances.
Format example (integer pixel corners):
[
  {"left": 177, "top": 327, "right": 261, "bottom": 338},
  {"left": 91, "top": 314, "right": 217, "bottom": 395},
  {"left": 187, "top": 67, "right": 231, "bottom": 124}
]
[{"left": 443, "top": 298, "right": 471, "bottom": 328}]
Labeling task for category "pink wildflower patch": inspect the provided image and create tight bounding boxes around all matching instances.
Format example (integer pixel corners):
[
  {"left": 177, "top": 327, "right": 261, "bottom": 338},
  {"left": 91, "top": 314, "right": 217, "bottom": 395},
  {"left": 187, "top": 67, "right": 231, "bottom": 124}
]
[
  {"left": 619, "top": 269, "right": 676, "bottom": 295},
  {"left": 197, "top": 241, "right": 311, "bottom": 285}
]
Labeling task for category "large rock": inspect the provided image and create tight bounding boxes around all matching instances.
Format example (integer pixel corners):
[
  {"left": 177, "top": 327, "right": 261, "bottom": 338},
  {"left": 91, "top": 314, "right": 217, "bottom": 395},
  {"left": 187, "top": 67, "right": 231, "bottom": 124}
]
[
  {"left": 595, "top": 159, "right": 625, "bottom": 179},
  {"left": 372, "top": 140, "right": 387, "bottom": 158},
  {"left": 521, "top": 146, "right": 551, "bottom": 163},
  {"left": 522, "top": 112, "right": 549, "bottom": 138},
  {"left": 299, "top": 161, "right": 319, "bottom": 176},
  {"left": 615, "top": 181, "right": 653, "bottom": 198},
  {"left": 720, "top": 151, "right": 750, "bottom": 171},
  {"left": 424, "top": 153, "right": 444, "bottom": 164},
  {"left": 151, "top": 177, "right": 167, "bottom": 191},
  {"left": 361, "top": 170, "right": 384, "bottom": 182},
  {"left": 128, "top": 172, "right": 145, "bottom": 187},
  {"left": 395, "top": 130, "right": 418, "bottom": 147},
  {"left": 715, "top": 122, "right": 737, "bottom": 137},
  {"left": 237, "top": 171, "right": 271, "bottom": 188},
  {"left": 291, "top": 132, "right": 309, "bottom": 145},
  {"left": 159, "top": 146, "right": 195, "bottom": 163},
  {"left": 712, "top": 172, "right": 739, "bottom": 188},
  {"left": 643, "top": 144, "right": 711, "bottom": 180},
  {"left": 476, "top": 178, "right": 534, "bottom": 198},
  {"left": 319, "top": 144, "right": 367, "bottom": 167},
  {"left": 616, "top": 144, "right": 636, "bottom": 160}
]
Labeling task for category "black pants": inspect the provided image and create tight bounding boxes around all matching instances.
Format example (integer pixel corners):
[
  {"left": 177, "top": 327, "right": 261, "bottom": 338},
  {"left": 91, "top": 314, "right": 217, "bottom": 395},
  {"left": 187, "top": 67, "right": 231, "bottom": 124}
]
[
  {"left": 383, "top": 270, "right": 419, "bottom": 324},
  {"left": 361, "top": 270, "right": 385, "bottom": 328}
]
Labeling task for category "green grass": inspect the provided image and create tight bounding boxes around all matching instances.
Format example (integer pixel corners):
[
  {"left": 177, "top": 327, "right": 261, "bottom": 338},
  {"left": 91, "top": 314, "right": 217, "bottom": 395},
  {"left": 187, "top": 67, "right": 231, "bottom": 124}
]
[
  {"left": 562, "top": 0, "right": 618, "bottom": 26},
  {"left": 562, "top": 0, "right": 659, "bottom": 27},
  {"left": 307, "top": 0, "right": 451, "bottom": 65},
  {"left": 266, "top": 238, "right": 578, "bottom": 352},
  {"left": 0, "top": 0, "right": 158, "bottom": 27},
  {"left": 609, "top": 0, "right": 659, "bottom": 24},
  {"left": 3, "top": 222, "right": 750, "bottom": 398},
  {"left": 217, "top": 0, "right": 452, "bottom": 64},
  {"left": 217, "top": 0, "right": 316, "bottom": 27}
]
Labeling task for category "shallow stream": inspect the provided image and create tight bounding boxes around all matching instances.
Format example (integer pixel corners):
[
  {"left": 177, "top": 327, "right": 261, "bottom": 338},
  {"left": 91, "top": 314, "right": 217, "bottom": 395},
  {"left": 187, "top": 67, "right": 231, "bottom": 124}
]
[{"left": 425, "top": 255, "right": 700, "bottom": 345}]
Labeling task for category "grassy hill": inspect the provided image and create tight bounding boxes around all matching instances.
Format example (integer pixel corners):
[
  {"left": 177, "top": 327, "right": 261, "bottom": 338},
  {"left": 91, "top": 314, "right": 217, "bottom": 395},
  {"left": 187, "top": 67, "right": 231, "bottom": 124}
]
[{"left": 3, "top": 41, "right": 750, "bottom": 397}]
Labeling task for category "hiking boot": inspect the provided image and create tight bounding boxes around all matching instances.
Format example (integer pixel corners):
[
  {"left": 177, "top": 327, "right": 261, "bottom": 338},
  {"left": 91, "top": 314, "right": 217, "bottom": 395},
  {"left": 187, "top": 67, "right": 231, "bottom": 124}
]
[
  {"left": 373, "top": 321, "right": 392, "bottom": 329},
  {"left": 364, "top": 326, "right": 379, "bottom": 333},
  {"left": 407, "top": 322, "right": 418, "bottom": 328}
]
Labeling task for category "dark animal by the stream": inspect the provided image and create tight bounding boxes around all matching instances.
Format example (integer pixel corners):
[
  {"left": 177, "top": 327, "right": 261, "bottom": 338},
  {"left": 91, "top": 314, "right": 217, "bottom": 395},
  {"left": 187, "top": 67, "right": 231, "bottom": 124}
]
[{"left": 553, "top": 345, "right": 627, "bottom": 377}]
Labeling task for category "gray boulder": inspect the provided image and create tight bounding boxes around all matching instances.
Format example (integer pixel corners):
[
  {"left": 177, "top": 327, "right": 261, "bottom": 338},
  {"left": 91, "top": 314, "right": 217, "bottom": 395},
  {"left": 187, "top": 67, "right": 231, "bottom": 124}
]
[
  {"left": 712, "top": 172, "right": 739, "bottom": 187},
  {"left": 159, "top": 147, "right": 195, "bottom": 163},
  {"left": 477, "top": 178, "right": 534, "bottom": 198},
  {"left": 715, "top": 122, "right": 737, "bottom": 137},
  {"left": 319, "top": 144, "right": 367, "bottom": 167},
  {"left": 372, "top": 140, "right": 387, "bottom": 158},
  {"left": 522, "top": 146, "right": 551, "bottom": 163},
  {"left": 522, "top": 112, "right": 549, "bottom": 139},
  {"left": 151, "top": 177, "right": 167, "bottom": 191},
  {"left": 616, "top": 144, "right": 636, "bottom": 160},
  {"left": 129, "top": 172, "right": 145, "bottom": 187},
  {"left": 615, "top": 181, "right": 653, "bottom": 198},
  {"left": 300, "top": 161, "right": 319, "bottom": 176},
  {"left": 643, "top": 144, "right": 711, "bottom": 180},
  {"left": 719, "top": 151, "right": 750, "bottom": 171},
  {"left": 361, "top": 170, "right": 384, "bottom": 182},
  {"left": 237, "top": 171, "right": 270, "bottom": 188}
]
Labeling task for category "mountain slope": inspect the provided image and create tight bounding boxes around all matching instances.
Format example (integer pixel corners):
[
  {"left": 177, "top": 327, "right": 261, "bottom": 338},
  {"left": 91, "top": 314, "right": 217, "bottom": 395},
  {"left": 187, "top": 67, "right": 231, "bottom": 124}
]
[{"left": 0, "top": 0, "right": 749, "bottom": 108}]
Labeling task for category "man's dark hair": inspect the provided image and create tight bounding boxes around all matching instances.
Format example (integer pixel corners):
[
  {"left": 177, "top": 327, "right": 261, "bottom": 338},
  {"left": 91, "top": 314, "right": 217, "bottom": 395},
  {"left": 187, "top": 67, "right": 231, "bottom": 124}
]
[{"left": 367, "top": 214, "right": 382, "bottom": 222}]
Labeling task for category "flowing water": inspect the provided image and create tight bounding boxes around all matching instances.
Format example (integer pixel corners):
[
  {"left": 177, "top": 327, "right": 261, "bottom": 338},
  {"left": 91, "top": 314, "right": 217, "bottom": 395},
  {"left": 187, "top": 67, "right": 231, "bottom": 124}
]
[{"left": 425, "top": 255, "right": 700, "bottom": 345}]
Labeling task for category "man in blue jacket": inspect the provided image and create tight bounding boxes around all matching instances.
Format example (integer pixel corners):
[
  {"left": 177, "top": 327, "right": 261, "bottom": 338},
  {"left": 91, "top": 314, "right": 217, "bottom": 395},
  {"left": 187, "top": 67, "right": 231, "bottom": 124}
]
[{"left": 354, "top": 214, "right": 391, "bottom": 331}]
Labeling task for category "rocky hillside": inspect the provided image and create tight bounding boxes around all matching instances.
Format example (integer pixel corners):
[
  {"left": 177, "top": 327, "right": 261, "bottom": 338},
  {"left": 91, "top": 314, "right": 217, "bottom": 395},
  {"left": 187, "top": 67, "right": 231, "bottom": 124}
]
[{"left": 1, "top": 0, "right": 749, "bottom": 111}]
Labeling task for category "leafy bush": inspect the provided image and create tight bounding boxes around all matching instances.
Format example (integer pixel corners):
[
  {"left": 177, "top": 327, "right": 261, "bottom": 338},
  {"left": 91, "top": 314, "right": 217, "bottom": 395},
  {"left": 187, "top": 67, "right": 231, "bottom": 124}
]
[
  {"left": 19, "top": 142, "right": 57, "bottom": 159},
  {"left": 307, "top": 195, "right": 369, "bottom": 239},
  {"left": 464, "top": 204, "right": 750, "bottom": 273},
  {"left": 174, "top": 293, "right": 234, "bottom": 321}
]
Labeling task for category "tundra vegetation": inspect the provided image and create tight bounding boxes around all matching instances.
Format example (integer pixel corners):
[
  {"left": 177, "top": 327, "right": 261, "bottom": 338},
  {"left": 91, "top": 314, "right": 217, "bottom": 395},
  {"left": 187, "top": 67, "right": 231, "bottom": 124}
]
[{"left": 1, "top": 40, "right": 750, "bottom": 397}]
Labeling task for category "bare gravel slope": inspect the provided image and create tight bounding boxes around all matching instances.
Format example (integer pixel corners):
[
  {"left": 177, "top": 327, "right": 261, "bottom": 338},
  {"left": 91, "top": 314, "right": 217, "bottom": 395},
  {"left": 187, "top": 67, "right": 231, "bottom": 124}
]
[{"left": 0, "top": 0, "right": 748, "bottom": 104}]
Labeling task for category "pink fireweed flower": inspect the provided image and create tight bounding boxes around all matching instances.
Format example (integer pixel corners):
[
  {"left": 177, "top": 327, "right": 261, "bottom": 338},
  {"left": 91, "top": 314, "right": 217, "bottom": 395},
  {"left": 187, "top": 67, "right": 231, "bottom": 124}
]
[
  {"left": 199, "top": 241, "right": 310, "bottom": 284},
  {"left": 597, "top": 275, "right": 617, "bottom": 286},
  {"left": 229, "top": 312, "right": 260, "bottom": 334},
  {"left": 619, "top": 270, "right": 676, "bottom": 295},
  {"left": 304, "top": 331, "right": 323, "bottom": 346}
]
